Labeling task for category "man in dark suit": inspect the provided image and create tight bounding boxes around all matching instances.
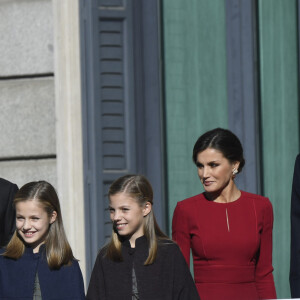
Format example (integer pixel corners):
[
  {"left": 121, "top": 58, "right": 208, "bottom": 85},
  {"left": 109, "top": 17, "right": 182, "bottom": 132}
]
[
  {"left": 0, "top": 178, "right": 18, "bottom": 248},
  {"left": 290, "top": 154, "right": 300, "bottom": 298}
]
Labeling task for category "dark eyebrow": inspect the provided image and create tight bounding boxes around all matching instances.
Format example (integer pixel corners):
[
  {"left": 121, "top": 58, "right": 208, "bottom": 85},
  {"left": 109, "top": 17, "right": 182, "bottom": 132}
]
[{"left": 196, "top": 160, "right": 220, "bottom": 166}]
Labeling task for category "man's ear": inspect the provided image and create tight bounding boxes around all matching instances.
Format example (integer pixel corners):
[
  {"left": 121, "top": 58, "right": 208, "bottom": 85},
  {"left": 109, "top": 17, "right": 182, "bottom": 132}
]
[{"left": 143, "top": 202, "right": 152, "bottom": 217}]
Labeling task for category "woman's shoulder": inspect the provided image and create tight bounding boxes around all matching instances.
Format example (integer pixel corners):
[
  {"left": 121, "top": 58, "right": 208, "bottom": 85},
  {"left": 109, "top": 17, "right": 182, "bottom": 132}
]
[
  {"left": 241, "top": 191, "right": 273, "bottom": 209},
  {"left": 173, "top": 194, "right": 205, "bottom": 221},
  {"left": 176, "top": 193, "right": 205, "bottom": 208},
  {"left": 242, "top": 190, "right": 269, "bottom": 201}
]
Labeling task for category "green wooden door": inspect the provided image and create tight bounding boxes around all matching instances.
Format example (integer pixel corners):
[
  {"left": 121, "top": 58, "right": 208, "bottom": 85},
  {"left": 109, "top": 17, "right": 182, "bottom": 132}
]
[
  {"left": 163, "top": 0, "right": 300, "bottom": 298},
  {"left": 162, "top": 0, "right": 228, "bottom": 230},
  {"left": 258, "top": 0, "right": 299, "bottom": 297}
]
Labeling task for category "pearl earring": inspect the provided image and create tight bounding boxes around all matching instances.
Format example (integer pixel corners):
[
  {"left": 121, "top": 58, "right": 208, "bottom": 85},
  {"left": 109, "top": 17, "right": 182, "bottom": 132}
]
[{"left": 233, "top": 169, "right": 238, "bottom": 175}]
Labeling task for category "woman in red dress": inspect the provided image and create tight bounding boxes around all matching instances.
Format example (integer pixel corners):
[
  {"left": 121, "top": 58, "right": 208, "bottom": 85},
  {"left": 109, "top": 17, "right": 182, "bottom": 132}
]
[{"left": 172, "top": 128, "right": 277, "bottom": 300}]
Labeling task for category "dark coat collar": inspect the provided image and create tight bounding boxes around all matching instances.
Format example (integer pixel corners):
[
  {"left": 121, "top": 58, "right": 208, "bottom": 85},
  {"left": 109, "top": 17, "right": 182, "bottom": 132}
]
[
  {"left": 23, "top": 243, "right": 46, "bottom": 256},
  {"left": 121, "top": 235, "right": 148, "bottom": 249}
]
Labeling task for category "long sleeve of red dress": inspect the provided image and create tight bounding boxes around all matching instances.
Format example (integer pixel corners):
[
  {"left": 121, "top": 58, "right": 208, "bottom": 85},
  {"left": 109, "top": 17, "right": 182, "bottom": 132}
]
[
  {"left": 254, "top": 199, "right": 276, "bottom": 298},
  {"left": 172, "top": 191, "right": 277, "bottom": 300}
]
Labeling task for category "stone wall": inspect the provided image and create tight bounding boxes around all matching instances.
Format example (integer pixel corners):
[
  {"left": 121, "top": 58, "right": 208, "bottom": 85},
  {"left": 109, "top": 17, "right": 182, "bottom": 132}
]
[
  {"left": 0, "top": 0, "right": 87, "bottom": 284},
  {"left": 0, "top": 0, "right": 56, "bottom": 188}
]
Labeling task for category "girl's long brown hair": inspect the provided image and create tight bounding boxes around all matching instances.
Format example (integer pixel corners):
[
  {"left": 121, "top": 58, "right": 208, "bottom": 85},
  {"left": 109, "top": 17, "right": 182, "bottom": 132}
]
[
  {"left": 3, "top": 181, "right": 74, "bottom": 269},
  {"left": 105, "top": 174, "right": 169, "bottom": 265}
]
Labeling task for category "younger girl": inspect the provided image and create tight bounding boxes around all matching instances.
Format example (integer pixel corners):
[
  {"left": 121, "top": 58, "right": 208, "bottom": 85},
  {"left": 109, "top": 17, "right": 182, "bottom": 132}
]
[
  {"left": 0, "top": 181, "right": 85, "bottom": 299},
  {"left": 87, "top": 174, "right": 199, "bottom": 300}
]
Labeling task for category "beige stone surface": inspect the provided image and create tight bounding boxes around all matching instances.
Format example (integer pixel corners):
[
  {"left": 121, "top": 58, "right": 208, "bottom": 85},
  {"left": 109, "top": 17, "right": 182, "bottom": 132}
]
[
  {"left": 0, "top": 77, "right": 56, "bottom": 157},
  {"left": 0, "top": 158, "right": 57, "bottom": 188},
  {"left": 53, "top": 0, "right": 86, "bottom": 282},
  {"left": 0, "top": 0, "right": 54, "bottom": 76}
]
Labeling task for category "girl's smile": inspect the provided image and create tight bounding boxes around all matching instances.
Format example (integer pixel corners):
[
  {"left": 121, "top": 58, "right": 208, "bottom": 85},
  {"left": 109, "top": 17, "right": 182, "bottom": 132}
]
[{"left": 22, "top": 230, "right": 38, "bottom": 237}]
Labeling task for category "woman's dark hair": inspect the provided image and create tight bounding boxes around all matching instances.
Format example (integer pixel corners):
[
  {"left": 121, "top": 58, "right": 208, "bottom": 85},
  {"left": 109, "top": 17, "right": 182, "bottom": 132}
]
[{"left": 192, "top": 128, "right": 245, "bottom": 173}]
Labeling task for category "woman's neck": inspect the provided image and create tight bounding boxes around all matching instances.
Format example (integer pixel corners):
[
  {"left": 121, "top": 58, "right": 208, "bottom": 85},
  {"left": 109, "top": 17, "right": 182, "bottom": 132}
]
[{"left": 205, "top": 181, "right": 241, "bottom": 203}]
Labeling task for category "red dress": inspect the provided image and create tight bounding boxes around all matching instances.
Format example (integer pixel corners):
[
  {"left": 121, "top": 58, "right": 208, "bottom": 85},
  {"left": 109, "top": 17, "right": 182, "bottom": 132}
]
[{"left": 172, "top": 191, "right": 277, "bottom": 300}]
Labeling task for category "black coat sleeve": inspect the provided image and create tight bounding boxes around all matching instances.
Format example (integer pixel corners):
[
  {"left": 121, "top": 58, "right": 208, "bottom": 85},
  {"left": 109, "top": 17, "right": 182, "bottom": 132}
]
[
  {"left": 290, "top": 154, "right": 300, "bottom": 298},
  {"left": 86, "top": 251, "right": 107, "bottom": 300},
  {"left": 172, "top": 244, "right": 200, "bottom": 300},
  {"left": 0, "top": 179, "right": 18, "bottom": 248}
]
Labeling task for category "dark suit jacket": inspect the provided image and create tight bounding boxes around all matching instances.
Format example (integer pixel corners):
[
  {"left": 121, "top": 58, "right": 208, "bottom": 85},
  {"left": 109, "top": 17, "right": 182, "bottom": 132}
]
[
  {"left": 290, "top": 154, "right": 300, "bottom": 297},
  {"left": 0, "top": 178, "right": 18, "bottom": 248}
]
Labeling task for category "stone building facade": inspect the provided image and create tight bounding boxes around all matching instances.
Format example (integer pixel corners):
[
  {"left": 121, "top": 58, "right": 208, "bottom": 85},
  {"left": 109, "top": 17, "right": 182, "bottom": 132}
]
[{"left": 0, "top": 0, "right": 86, "bottom": 281}]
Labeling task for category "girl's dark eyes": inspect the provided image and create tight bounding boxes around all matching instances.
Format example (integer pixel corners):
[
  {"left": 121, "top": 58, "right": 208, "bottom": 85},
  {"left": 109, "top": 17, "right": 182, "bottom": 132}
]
[{"left": 16, "top": 216, "right": 24, "bottom": 220}]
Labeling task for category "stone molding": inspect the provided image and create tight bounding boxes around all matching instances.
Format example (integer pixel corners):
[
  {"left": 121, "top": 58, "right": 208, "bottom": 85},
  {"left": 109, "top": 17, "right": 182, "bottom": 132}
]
[{"left": 52, "top": 0, "right": 86, "bottom": 282}]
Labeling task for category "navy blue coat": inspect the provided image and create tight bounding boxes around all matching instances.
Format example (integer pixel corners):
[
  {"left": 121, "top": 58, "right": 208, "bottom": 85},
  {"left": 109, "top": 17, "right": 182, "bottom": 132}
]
[{"left": 0, "top": 246, "right": 85, "bottom": 299}]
